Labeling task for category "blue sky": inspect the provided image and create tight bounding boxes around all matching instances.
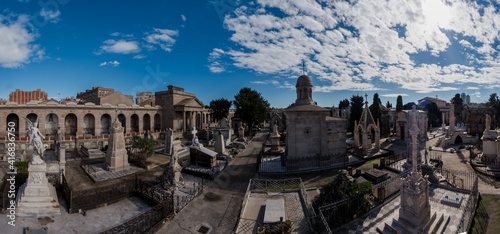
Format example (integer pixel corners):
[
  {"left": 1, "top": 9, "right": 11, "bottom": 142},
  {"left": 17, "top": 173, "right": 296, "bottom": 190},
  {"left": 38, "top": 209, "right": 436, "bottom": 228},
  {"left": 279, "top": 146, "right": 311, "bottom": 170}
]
[{"left": 1, "top": 0, "right": 500, "bottom": 108}]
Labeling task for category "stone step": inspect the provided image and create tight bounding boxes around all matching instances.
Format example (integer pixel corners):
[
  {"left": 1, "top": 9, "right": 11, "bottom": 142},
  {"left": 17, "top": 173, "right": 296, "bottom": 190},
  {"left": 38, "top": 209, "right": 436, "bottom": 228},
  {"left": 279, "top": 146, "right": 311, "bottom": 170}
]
[
  {"left": 436, "top": 216, "right": 450, "bottom": 234},
  {"left": 422, "top": 212, "right": 437, "bottom": 233},
  {"left": 428, "top": 213, "right": 444, "bottom": 234}
]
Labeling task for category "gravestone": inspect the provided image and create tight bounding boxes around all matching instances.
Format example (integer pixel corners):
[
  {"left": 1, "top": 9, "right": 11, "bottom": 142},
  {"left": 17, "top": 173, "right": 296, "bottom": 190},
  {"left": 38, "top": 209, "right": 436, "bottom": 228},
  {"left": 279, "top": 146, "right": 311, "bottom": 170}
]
[
  {"left": 238, "top": 125, "right": 246, "bottom": 141},
  {"left": 215, "top": 132, "right": 226, "bottom": 155}
]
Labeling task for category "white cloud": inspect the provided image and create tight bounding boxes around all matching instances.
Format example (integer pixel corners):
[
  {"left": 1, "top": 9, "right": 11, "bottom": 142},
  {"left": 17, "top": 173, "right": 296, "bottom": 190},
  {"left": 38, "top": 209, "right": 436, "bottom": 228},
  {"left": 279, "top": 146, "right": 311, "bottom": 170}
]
[
  {"left": 250, "top": 79, "right": 295, "bottom": 89},
  {"left": 380, "top": 94, "right": 409, "bottom": 97},
  {"left": 466, "top": 87, "right": 480, "bottom": 90},
  {"left": 110, "top": 32, "right": 133, "bottom": 37},
  {"left": 99, "top": 28, "right": 179, "bottom": 56},
  {"left": 0, "top": 14, "right": 44, "bottom": 68},
  {"left": 181, "top": 15, "right": 186, "bottom": 22},
  {"left": 99, "top": 60, "right": 120, "bottom": 67},
  {"left": 209, "top": 62, "right": 226, "bottom": 73},
  {"left": 40, "top": 8, "right": 60, "bottom": 24},
  {"left": 143, "top": 28, "right": 178, "bottom": 52},
  {"left": 100, "top": 39, "right": 140, "bottom": 54},
  {"left": 415, "top": 87, "right": 459, "bottom": 93},
  {"left": 133, "top": 54, "right": 146, "bottom": 59},
  {"left": 212, "top": 0, "right": 500, "bottom": 92}
]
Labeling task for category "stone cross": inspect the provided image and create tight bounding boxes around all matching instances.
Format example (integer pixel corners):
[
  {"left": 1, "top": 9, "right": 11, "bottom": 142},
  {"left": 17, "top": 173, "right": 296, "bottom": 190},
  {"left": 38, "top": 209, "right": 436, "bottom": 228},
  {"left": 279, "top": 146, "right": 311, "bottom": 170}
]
[{"left": 191, "top": 127, "right": 197, "bottom": 139}]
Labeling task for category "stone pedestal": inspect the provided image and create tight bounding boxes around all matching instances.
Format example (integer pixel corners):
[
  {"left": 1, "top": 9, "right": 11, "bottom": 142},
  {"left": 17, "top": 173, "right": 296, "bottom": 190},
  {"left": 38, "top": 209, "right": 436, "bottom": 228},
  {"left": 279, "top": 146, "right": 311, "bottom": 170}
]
[{"left": 16, "top": 162, "right": 61, "bottom": 217}]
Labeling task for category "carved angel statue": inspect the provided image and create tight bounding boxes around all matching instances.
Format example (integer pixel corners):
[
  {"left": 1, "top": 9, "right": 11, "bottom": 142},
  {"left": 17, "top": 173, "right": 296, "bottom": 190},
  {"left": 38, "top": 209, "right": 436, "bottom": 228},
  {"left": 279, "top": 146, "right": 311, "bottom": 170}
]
[{"left": 21, "top": 115, "right": 46, "bottom": 164}]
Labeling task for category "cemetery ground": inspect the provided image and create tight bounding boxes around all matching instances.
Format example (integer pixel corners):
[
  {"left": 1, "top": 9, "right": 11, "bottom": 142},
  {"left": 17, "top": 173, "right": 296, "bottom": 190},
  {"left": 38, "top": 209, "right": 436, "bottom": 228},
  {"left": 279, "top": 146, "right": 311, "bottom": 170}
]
[{"left": 157, "top": 128, "right": 268, "bottom": 233}]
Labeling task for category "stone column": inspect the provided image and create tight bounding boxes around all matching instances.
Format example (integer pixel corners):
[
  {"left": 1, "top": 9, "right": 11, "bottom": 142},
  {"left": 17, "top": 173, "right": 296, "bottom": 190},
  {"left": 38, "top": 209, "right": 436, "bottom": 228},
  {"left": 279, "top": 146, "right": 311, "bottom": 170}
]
[
  {"left": 95, "top": 115, "right": 101, "bottom": 136},
  {"left": 19, "top": 117, "right": 26, "bottom": 138},
  {"left": 138, "top": 114, "right": 143, "bottom": 133},
  {"left": 124, "top": 114, "right": 130, "bottom": 134},
  {"left": 59, "top": 115, "right": 65, "bottom": 138},
  {"left": 38, "top": 114, "right": 45, "bottom": 136},
  {"left": 0, "top": 114, "right": 6, "bottom": 138},
  {"left": 77, "top": 113, "right": 84, "bottom": 138},
  {"left": 183, "top": 111, "right": 186, "bottom": 133}
]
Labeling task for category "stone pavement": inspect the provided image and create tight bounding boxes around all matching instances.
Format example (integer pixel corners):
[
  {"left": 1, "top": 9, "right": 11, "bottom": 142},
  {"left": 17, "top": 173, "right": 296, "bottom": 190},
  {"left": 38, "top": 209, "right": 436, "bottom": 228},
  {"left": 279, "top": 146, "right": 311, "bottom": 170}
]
[{"left": 157, "top": 129, "right": 268, "bottom": 234}]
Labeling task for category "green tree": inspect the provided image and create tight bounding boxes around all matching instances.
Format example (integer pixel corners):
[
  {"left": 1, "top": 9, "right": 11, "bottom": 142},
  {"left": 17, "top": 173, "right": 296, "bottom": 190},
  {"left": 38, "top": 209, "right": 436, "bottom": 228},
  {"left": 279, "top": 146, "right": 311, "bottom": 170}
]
[
  {"left": 452, "top": 93, "right": 464, "bottom": 123},
  {"left": 425, "top": 101, "right": 441, "bottom": 127},
  {"left": 386, "top": 101, "right": 392, "bottom": 108},
  {"left": 488, "top": 93, "right": 498, "bottom": 106},
  {"left": 487, "top": 93, "right": 500, "bottom": 127},
  {"left": 369, "top": 93, "right": 381, "bottom": 123},
  {"left": 129, "top": 135, "right": 156, "bottom": 167},
  {"left": 396, "top": 95, "right": 403, "bottom": 111},
  {"left": 234, "top": 87, "right": 270, "bottom": 129},
  {"left": 209, "top": 98, "right": 232, "bottom": 121},
  {"left": 338, "top": 99, "right": 350, "bottom": 109},
  {"left": 349, "top": 94, "right": 364, "bottom": 132}
]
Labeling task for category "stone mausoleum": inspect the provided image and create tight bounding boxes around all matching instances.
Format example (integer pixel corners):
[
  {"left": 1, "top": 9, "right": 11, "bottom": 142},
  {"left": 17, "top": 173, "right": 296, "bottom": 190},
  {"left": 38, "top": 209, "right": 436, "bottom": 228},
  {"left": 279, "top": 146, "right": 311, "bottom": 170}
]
[{"left": 284, "top": 73, "right": 346, "bottom": 170}]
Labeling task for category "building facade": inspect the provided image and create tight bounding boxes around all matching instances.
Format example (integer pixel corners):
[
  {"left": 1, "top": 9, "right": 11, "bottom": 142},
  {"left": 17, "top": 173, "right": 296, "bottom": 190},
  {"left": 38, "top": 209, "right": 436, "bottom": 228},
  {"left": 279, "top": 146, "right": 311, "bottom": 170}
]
[
  {"left": 77, "top": 86, "right": 114, "bottom": 101},
  {"left": 284, "top": 74, "right": 347, "bottom": 168},
  {"left": 155, "top": 85, "right": 212, "bottom": 136},
  {"left": 0, "top": 101, "right": 161, "bottom": 161},
  {"left": 9, "top": 89, "right": 48, "bottom": 104}
]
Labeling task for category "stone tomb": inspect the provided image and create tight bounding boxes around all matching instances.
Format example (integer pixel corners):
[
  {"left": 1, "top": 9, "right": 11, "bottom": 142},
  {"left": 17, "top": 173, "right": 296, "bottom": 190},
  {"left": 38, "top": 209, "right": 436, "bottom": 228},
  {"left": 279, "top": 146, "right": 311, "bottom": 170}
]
[
  {"left": 364, "top": 169, "right": 389, "bottom": 184},
  {"left": 189, "top": 128, "right": 217, "bottom": 168},
  {"left": 263, "top": 196, "right": 286, "bottom": 224},
  {"left": 16, "top": 162, "right": 61, "bottom": 216}
]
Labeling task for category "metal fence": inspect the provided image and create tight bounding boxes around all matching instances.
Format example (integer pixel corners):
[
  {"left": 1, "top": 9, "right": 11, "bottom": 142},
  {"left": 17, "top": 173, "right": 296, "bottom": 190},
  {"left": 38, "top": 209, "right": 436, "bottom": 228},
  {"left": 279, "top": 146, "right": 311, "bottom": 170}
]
[
  {"left": 99, "top": 180, "right": 174, "bottom": 234},
  {"left": 61, "top": 175, "right": 136, "bottom": 213},
  {"left": 259, "top": 153, "right": 360, "bottom": 175}
]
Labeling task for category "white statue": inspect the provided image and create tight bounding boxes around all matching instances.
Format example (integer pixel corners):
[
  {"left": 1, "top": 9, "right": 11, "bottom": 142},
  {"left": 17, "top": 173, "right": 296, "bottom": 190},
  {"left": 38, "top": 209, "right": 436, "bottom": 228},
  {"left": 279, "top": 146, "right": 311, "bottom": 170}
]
[{"left": 21, "top": 115, "right": 46, "bottom": 164}]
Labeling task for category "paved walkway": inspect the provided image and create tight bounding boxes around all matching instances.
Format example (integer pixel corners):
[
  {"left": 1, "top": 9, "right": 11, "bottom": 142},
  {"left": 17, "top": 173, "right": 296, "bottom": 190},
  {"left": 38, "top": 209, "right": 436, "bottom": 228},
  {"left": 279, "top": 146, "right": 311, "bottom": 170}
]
[{"left": 157, "top": 129, "right": 268, "bottom": 234}]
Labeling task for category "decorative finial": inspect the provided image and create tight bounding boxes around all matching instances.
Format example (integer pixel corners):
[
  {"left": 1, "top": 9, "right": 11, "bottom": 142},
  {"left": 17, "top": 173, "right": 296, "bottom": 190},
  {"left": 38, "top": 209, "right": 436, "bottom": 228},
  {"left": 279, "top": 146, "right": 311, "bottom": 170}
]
[{"left": 365, "top": 93, "right": 368, "bottom": 106}]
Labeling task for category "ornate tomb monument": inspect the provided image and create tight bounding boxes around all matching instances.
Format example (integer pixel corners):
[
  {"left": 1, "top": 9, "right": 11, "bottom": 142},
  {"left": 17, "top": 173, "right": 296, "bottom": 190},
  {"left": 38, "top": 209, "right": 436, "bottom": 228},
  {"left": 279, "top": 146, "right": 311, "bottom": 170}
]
[
  {"left": 106, "top": 113, "right": 130, "bottom": 172},
  {"left": 16, "top": 115, "right": 61, "bottom": 217}
]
